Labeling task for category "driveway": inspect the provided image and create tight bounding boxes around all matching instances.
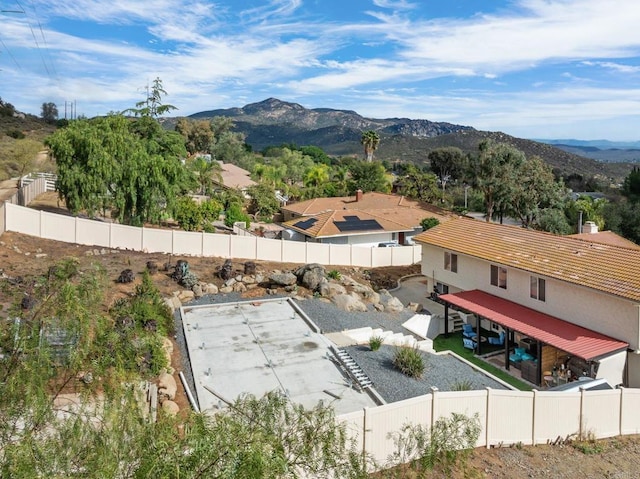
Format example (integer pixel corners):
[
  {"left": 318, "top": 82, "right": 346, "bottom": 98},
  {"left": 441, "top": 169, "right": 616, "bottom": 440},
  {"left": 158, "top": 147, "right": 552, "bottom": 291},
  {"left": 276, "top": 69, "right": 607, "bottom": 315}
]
[{"left": 391, "top": 275, "right": 444, "bottom": 316}]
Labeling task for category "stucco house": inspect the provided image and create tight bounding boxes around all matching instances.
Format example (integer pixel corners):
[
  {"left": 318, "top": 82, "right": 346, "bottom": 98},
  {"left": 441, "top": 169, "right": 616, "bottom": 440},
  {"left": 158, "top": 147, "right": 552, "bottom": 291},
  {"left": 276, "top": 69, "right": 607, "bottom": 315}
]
[
  {"left": 413, "top": 217, "right": 640, "bottom": 388},
  {"left": 281, "top": 190, "right": 451, "bottom": 247}
]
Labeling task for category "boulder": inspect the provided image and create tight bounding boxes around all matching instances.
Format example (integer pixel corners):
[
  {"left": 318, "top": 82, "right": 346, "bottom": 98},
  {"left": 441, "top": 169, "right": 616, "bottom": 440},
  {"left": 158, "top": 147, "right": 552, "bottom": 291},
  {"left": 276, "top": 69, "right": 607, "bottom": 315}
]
[
  {"left": 383, "top": 296, "right": 404, "bottom": 313},
  {"left": 219, "top": 259, "right": 233, "bottom": 281},
  {"left": 331, "top": 292, "right": 368, "bottom": 312},
  {"left": 318, "top": 281, "right": 347, "bottom": 298},
  {"left": 157, "top": 372, "right": 177, "bottom": 400},
  {"left": 242, "top": 275, "right": 256, "bottom": 285},
  {"left": 177, "top": 290, "right": 195, "bottom": 302},
  {"left": 116, "top": 269, "right": 135, "bottom": 283},
  {"left": 351, "top": 282, "right": 380, "bottom": 303},
  {"left": 192, "top": 283, "right": 203, "bottom": 298},
  {"left": 164, "top": 296, "right": 182, "bottom": 311},
  {"left": 295, "top": 264, "right": 326, "bottom": 291},
  {"left": 202, "top": 283, "right": 219, "bottom": 295},
  {"left": 269, "top": 272, "right": 297, "bottom": 286},
  {"left": 219, "top": 286, "right": 234, "bottom": 294},
  {"left": 233, "top": 282, "right": 247, "bottom": 293},
  {"left": 244, "top": 261, "right": 257, "bottom": 275},
  {"left": 161, "top": 400, "right": 180, "bottom": 416},
  {"left": 224, "top": 277, "right": 237, "bottom": 288}
]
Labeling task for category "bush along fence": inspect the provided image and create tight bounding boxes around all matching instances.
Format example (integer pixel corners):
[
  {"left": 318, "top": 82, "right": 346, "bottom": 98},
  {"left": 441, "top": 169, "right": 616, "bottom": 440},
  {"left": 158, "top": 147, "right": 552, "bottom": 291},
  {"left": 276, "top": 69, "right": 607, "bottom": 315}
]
[
  {"left": 338, "top": 386, "right": 640, "bottom": 472},
  {"left": 1, "top": 178, "right": 421, "bottom": 267}
]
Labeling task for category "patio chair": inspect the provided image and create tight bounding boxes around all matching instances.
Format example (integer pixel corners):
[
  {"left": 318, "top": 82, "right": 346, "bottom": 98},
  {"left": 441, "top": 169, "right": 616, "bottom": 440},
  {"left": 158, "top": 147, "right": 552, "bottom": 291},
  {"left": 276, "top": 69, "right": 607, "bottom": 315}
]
[
  {"left": 509, "top": 347, "right": 534, "bottom": 365},
  {"left": 462, "top": 323, "right": 476, "bottom": 339},
  {"left": 463, "top": 337, "right": 477, "bottom": 350},
  {"left": 488, "top": 331, "right": 505, "bottom": 346}
]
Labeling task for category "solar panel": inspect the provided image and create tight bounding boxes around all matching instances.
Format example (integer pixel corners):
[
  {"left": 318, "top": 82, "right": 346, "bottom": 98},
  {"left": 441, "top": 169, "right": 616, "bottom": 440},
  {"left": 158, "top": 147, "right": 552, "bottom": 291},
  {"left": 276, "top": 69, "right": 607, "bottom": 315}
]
[
  {"left": 294, "top": 218, "right": 318, "bottom": 230},
  {"left": 334, "top": 218, "right": 383, "bottom": 232},
  {"left": 343, "top": 215, "right": 359, "bottom": 221}
]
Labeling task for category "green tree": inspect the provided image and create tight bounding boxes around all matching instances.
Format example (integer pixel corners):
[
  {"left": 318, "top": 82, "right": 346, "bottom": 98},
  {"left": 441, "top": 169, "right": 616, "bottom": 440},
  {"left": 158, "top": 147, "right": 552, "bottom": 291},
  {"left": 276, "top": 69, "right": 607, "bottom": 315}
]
[
  {"left": 395, "top": 163, "right": 439, "bottom": 203},
  {"left": 175, "top": 118, "right": 215, "bottom": 155},
  {"left": 360, "top": 130, "right": 380, "bottom": 162},
  {"left": 224, "top": 202, "right": 251, "bottom": 228},
  {"left": 509, "top": 156, "right": 566, "bottom": 228},
  {"left": 46, "top": 114, "right": 193, "bottom": 225},
  {"left": 469, "top": 140, "right": 525, "bottom": 222},
  {"left": 4, "top": 138, "right": 42, "bottom": 186},
  {"left": 247, "top": 182, "right": 280, "bottom": 220},
  {"left": 537, "top": 208, "right": 573, "bottom": 234},
  {"left": 125, "top": 77, "right": 177, "bottom": 118},
  {"left": 566, "top": 195, "right": 608, "bottom": 232},
  {"left": 421, "top": 217, "right": 440, "bottom": 231},
  {"left": 428, "top": 147, "right": 466, "bottom": 196},
  {"left": 303, "top": 163, "right": 330, "bottom": 188},
  {"left": 348, "top": 161, "right": 390, "bottom": 193},
  {"left": 40, "top": 102, "right": 58, "bottom": 123},
  {"left": 622, "top": 166, "right": 640, "bottom": 202},
  {"left": 188, "top": 155, "right": 222, "bottom": 195}
]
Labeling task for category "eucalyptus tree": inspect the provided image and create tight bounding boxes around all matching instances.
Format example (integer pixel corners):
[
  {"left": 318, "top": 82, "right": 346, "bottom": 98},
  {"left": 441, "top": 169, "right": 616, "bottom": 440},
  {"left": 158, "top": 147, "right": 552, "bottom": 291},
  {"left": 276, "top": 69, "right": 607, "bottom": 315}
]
[
  {"left": 124, "top": 77, "right": 177, "bottom": 118},
  {"left": 395, "top": 163, "right": 440, "bottom": 203},
  {"left": 468, "top": 140, "right": 525, "bottom": 222},
  {"left": 360, "top": 130, "right": 380, "bottom": 162},
  {"left": 428, "top": 147, "right": 466, "bottom": 195}
]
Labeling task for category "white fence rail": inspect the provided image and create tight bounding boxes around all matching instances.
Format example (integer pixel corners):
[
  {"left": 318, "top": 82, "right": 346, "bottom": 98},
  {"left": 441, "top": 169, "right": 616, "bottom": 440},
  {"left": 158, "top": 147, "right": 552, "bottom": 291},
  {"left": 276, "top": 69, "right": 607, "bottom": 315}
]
[
  {"left": 339, "top": 387, "right": 640, "bottom": 470},
  {"left": 2, "top": 202, "right": 421, "bottom": 267}
]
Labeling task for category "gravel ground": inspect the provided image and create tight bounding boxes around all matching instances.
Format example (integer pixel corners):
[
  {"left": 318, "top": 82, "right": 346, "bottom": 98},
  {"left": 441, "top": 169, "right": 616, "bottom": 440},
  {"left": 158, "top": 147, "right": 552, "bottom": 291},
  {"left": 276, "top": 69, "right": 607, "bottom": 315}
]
[
  {"left": 345, "top": 345, "right": 508, "bottom": 403},
  {"left": 174, "top": 293, "right": 507, "bottom": 409}
]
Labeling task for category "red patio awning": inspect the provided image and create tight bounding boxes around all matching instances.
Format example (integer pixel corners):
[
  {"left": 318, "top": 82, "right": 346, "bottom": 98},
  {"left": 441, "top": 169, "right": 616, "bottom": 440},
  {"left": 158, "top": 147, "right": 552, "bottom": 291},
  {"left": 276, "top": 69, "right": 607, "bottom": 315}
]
[{"left": 439, "top": 290, "right": 628, "bottom": 361}]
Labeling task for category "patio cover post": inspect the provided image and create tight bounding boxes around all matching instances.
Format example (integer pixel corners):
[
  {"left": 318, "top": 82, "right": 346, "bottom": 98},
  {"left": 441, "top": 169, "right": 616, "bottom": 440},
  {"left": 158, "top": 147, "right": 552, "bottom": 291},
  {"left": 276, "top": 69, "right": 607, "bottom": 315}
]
[
  {"left": 444, "top": 304, "right": 449, "bottom": 337},
  {"left": 504, "top": 328, "right": 510, "bottom": 370},
  {"left": 536, "top": 341, "right": 543, "bottom": 386},
  {"left": 476, "top": 314, "right": 481, "bottom": 355}
]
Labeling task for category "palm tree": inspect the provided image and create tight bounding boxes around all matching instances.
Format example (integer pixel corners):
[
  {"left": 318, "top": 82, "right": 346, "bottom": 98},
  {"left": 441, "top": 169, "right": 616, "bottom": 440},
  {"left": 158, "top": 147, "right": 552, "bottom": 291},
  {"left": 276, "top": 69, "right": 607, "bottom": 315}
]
[
  {"left": 360, "top": 130, "right": 380, "bottom": 162},
  {"left": 189, "top": 156, "right": 222, "bottom": 195},
  {"left": 303, "top": 164, "right": 330, "bottom": 188}
]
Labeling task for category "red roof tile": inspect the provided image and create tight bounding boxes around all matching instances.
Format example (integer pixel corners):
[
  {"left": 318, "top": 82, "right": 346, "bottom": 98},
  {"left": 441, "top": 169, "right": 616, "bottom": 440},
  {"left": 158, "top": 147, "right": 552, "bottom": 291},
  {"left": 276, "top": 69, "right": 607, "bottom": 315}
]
[{"left": 440, "top": 290, "right": 628, "bottom": 360}]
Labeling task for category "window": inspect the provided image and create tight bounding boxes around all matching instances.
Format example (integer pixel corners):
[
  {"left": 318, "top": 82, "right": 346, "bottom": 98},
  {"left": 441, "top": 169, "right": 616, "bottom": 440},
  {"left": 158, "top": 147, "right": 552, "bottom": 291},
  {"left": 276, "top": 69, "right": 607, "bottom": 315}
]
[
  {"left": 530, "top": 276, "right": 546, "bottom": 301},
  {"left": 490, "top": 265, "right": 507, "bottom": 289},
  {"left": 435, "top": 282, "right": 449, "bottom": 294},
  {"left": 444, "top": 252, "right": 458, "bottom": 273}
]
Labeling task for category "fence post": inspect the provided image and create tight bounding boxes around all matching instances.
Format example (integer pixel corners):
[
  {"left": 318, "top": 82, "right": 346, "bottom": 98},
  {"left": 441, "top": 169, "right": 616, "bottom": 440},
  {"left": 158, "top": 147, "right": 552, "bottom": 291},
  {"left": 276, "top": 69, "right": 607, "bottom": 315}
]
[
  {"left": 532, "top": 389, "right": 538, "bottom": 445},
  {"left": 485, "top": 387, "right": 491, "bottom": 448},
  {"left": 430, "top": 386, "right": 438, "bottom": 429}
]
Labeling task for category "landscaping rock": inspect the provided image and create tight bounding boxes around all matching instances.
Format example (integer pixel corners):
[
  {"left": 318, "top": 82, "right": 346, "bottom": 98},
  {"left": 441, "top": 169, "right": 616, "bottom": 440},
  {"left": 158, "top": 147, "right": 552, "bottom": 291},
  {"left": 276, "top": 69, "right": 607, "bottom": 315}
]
[
  {"left": 202, "top": 283, "right": 218, "bottom": 295},
  {"left": 244, "top": 261, "right": 256, "bottom": 275},
  {"left": 219, "top": 259, "right": 233, "bottom": 280},
  {"left": 269, "top": 272, "right": 297, "bottom": 286},
  {"left": 233, "top": 282, "right": 247, "bottom": 293},
  {"left": 161, "top": 400, "right": 180, "bottom": 416},
  {"left": 295, "top": 263, "right": 326, "bottom": 291},
  {"left": 219, "top": 286, "right": 233, "bottom": 294},
  {"left": 318, "top": 281, "right": 347, "bottom": 298},
  {"left": 177, "top": 290, "right": 195, "bottom": 302},
  {"left": 331, "top": 292, "right": 368, "bottom": 312},
  {"left": 192, "top": 283, "right": 203, "bottom": 298},
  {"left": 158, "top": 372, "right": 177, "bottom": 400},
  {"left": 164, "top": 296, "right": 182, "bottom": 311},
  {"left": 116, "top": 269, "right": 135, "bottom": 283}
]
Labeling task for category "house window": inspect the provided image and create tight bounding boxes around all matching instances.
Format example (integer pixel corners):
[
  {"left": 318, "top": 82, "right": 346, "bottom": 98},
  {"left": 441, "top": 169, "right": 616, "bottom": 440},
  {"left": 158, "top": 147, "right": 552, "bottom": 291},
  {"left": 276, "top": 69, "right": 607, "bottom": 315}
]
[
  {"left": 435, "top": 282, "right": 449, "bottom": 295},
  {"left": 444, "top": 252, "right": 458, "bottom": 273},
  {"left": 490, "top": 265, "right": 507, "bottom": 289},
  {"left": 530, "top": 276, "right": 546, "bottom": 301}
]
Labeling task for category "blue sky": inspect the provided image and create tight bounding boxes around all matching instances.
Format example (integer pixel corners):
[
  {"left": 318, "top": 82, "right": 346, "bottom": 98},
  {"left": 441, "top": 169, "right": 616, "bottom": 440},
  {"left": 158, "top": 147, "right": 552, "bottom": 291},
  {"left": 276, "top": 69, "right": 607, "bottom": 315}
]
[{"left": 2, "top": 0, "right": 640, "bottom": 140}]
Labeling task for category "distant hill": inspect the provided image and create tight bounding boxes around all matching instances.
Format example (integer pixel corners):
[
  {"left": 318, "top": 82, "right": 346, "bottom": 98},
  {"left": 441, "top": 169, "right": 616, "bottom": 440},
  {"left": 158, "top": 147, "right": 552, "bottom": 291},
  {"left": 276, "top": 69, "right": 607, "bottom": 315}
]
[
  {"left": 535, "top": 142, "right": 640, "bottom": 164},
  {"left": 178, "top": 98, "right": 636, "bottom": 183}
]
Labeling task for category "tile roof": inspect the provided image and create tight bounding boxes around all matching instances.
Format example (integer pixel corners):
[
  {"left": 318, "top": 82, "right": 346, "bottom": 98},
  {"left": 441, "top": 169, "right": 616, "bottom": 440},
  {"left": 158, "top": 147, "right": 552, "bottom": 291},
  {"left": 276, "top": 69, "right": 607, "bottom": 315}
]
[
  {"left": 441, "top": 290, "right": 629, "bottom": 360},
  {"left": 414, "top": 217, "right": 640, "bottom": 302},
  {"left": 569, "top": 231, "right": 640, "bottom": 250},
  {"left": 216, "top": 162, "right": 256, "bottom": 189},
  {"left": 283, "top": 209, "right": 414, "bottom": 238},
  {"left": 282, "top": 192, "right": 453, "bottom": 238}
]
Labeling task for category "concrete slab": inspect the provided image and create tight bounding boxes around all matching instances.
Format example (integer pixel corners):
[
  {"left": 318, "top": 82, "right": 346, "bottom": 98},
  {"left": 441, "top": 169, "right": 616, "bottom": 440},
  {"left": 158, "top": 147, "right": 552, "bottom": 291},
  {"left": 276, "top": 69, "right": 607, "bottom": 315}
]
[{"left": 181, "top": 298, "right": 377, "bottom": 415}]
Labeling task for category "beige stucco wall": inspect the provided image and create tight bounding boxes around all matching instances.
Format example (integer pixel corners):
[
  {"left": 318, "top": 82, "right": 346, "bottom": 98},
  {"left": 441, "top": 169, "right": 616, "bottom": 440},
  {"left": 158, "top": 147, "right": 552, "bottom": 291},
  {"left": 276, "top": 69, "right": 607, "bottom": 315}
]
[{"left": 421, "top": 244, "right": 640, "bottom": 350}]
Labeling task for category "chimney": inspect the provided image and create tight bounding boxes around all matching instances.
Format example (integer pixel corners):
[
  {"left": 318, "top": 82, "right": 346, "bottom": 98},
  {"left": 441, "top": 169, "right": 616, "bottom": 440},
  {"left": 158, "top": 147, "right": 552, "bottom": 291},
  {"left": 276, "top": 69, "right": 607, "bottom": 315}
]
[
  {"left": 356, "top": 189, "right": 363, "bottom": 202},
  {"left": 583, "top": 221, "right": 598, "bottom": 234}
]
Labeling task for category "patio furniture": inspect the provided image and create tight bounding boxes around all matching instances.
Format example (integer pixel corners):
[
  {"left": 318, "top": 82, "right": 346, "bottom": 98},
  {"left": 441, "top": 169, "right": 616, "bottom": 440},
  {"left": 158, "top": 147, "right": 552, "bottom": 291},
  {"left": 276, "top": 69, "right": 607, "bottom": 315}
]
[
  {"left": 463, "top": 337, "right": 477, "bottom": 350},
  {"left": 488, "top": 331, "right": 505, "bottom": 346},
  {"left": 509, "top": 347, "right": 534, "bottom": 369},
  {"left": 462, "top": 323, "right": 476, "bottom": 339}
]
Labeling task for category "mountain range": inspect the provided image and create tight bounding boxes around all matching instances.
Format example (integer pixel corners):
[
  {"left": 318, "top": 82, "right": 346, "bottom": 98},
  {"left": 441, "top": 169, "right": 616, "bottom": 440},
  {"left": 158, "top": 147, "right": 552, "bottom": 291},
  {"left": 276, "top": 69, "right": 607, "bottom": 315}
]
[{"left": 185, "top": 98, "right": 635, "bottom": 183}]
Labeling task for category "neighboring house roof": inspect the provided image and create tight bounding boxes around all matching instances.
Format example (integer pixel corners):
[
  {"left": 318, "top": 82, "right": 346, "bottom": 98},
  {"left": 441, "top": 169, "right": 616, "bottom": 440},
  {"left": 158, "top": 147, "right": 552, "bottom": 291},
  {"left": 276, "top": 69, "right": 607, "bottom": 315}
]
[
  {"left": 284, "top": 209, "right": 415, "bottom": 238},
  {"left": 216, "top": 162, "right": 256, "bottom": 190},
  {"left": 414, "top": 217, "right": 640, "bottom": 302},
  {"left": 569, "top": 231, "right": 640, "bottom": 250},
  {"left": 282, "top": 192, "right": 452, "bottom": 238},
  {"left": 441, "top": 290, "right": 629, "bottom": 361}
]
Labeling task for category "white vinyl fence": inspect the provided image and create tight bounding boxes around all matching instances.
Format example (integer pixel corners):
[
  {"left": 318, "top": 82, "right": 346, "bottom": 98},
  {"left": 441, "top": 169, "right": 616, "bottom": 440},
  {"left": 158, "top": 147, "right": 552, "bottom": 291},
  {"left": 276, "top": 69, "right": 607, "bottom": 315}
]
[
  {"left": 339, "top": 387, "right": 640, "bottom": 471},
  {"left": 2, "top": 201, "right": 421, "bottom": 267}
]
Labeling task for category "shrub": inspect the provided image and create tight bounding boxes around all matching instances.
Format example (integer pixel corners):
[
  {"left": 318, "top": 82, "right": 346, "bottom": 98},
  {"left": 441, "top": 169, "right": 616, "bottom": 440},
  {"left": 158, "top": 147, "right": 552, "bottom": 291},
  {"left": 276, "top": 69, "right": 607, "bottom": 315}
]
[
  {"left": 420, "top": 217, "right": 440, "bottom": 231},
  {"left": 393, "top": 346, "right": 425, "bottom": 378},
  {"left": 390, "top": 412, "right": 482, "bottom": 474},
  {"left": 369, "top": 335, "right": 384, "bottom": 351},
  {"left": 327, "top": 270, "right": 342, "bottom": 280},
  {"left": 450, "top": 379, "right": 473, "bottom": 391},
  {"left": 7, "top": 129, "right": 25, "bottom": 139}
]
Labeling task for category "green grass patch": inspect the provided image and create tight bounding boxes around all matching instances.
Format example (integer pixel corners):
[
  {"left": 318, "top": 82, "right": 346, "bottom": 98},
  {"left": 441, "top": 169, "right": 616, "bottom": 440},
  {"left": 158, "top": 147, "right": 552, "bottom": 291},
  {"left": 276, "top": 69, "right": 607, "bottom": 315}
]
[{"left": 433, "top": 332, "right": 532, "bottom": 391}]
